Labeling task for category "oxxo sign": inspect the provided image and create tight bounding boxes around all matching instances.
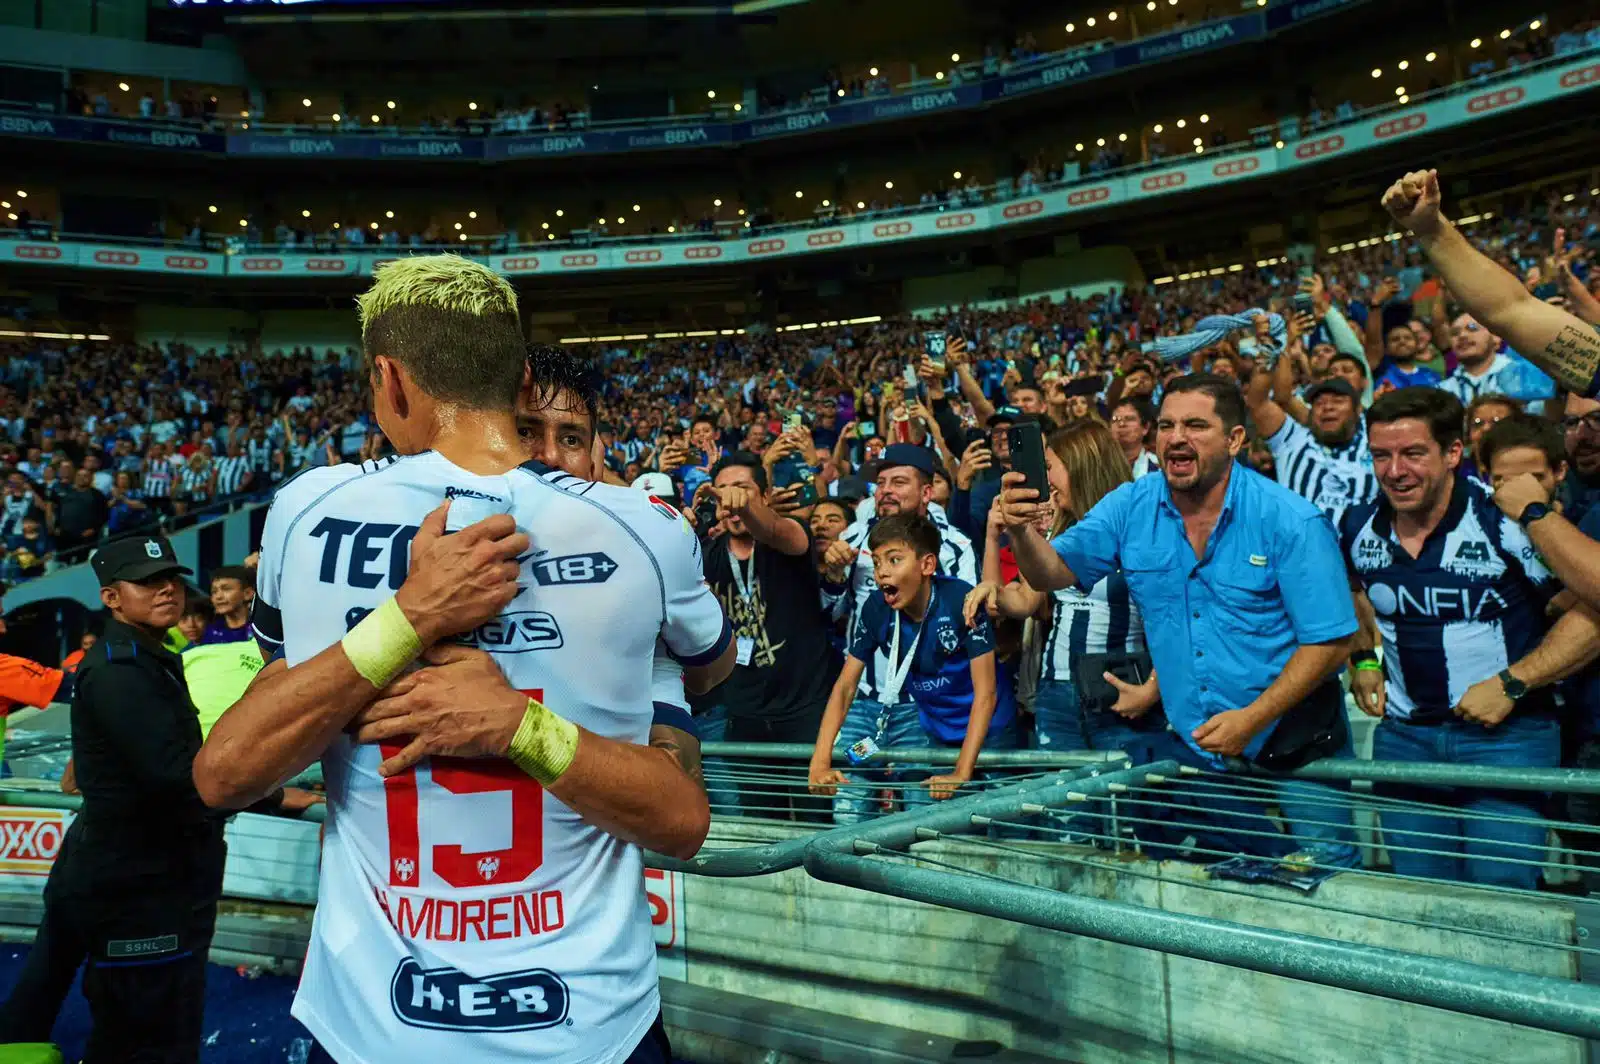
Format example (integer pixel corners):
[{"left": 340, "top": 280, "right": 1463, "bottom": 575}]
[{"left": 0, "top": 808, "right": 72, "bottom": 878}]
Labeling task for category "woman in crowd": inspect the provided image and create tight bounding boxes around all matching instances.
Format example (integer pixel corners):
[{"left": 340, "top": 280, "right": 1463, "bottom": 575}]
[{"left": 965, "top": 420, "right": 1161, "bottom": 754}]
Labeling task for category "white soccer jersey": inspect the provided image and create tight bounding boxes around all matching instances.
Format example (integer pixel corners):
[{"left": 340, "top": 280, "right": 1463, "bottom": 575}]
[{"left": 252, "top": 454, "right": 730, "bottom": 1064}]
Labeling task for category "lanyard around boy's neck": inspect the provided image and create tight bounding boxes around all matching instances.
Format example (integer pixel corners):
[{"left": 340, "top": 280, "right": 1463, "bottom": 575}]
[{"left": 880, "top": 605, "right": 931, "bottom": 707}]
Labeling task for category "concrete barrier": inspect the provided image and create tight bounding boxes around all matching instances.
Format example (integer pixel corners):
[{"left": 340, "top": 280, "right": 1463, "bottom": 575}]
[{"left": 676, "top": 820, "right": 1582, "bottom": 1063}]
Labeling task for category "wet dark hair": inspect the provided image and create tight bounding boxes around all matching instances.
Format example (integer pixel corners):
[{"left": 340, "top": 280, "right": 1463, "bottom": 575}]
[{"left": 523, "top": 344, "right": 601, "bottom": 425}]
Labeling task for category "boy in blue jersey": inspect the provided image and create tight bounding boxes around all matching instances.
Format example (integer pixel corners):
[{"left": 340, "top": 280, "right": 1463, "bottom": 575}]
[{"left": 808, "top": 512, "right": 1014, "bottom": 824}]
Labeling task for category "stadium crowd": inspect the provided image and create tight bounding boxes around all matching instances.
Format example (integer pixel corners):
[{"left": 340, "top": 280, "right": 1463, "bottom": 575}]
[{"left": 0, "top": 176, "right": 1597, "bottom": 893}]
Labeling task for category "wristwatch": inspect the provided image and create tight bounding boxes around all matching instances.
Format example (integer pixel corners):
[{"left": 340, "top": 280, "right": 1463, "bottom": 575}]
[
  {"left": 1517, "top": 501, "right": 1553, "bottom": 529},
  {"left": 1498, "top": 668, "right": 1529, "bottom": 702}
]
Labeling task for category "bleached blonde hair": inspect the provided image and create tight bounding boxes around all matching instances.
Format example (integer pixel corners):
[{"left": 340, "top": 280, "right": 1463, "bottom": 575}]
[
  {"left": 355, "top": 254, "right": 525, "bottom": 409},
  {"left": 355, "top": 253, "right": 519, "bottom": 330}
]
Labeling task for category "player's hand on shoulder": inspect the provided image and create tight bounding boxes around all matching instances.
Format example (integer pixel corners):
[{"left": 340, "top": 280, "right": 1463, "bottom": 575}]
[
  {"left": 395, "top": 501, "right": 529, "bottom": 646},
  {"left": 351, "top": 644, "right": 527, "bottom": 777}
]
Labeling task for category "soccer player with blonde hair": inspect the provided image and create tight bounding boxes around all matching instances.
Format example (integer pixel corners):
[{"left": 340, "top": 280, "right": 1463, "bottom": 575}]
[{"left": 195, "top": 255, "right": 735, "bottom": 1063}]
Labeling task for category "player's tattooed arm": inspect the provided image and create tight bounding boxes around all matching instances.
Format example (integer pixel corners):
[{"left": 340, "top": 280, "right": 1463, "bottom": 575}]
[{"left": 650, "top": 725, "right": 704, "bottom": 792}]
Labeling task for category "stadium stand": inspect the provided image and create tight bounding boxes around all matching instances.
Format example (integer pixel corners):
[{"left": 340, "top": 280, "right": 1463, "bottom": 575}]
[{"left": 1, "top": 0, "right": 1600, "bottom": 1060}]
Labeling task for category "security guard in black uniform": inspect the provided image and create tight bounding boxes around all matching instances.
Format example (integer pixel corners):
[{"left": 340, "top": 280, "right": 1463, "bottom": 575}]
[{"left": 0, "top": 534, "right": 287, "bottom": 1062}]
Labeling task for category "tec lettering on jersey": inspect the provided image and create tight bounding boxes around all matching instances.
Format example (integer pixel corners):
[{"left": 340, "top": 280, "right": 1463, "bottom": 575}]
[
  {"left": 312, "top": 518, "right": 421, "bottom": 590},
  {"left": 390, "top": 956, "right": 571, "bottom": 1032}
]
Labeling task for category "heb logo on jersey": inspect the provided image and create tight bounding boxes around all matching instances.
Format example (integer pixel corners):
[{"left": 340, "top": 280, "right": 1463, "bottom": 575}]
[{"left": 391, "top": 957, "right": 570, "bottom": 1033}]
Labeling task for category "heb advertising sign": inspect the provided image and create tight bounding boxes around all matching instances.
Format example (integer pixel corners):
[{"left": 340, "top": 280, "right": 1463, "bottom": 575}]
[
  {"left": 234, "top": 255, "right": 357, "bottom": 277},
  {"left": 0, "top": 808, "right": 72, "bottom": 880},
  {"left": 1130, "top": 152, "right": 1274, "bottom": 198},
  {"left": 73, "top": 244, "right": 223, "bottom": 275},
  {"left": 645, "top": 868, "right": 686, "bottom": 981},
  {"left": 1, "top": 243, "right": 76, "bottom": 266}
]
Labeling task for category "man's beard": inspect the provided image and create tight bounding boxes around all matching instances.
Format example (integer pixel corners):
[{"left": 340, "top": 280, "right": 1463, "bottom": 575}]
[{"left": 1311, "top": 422, "right": 1355, "bottom": 448}]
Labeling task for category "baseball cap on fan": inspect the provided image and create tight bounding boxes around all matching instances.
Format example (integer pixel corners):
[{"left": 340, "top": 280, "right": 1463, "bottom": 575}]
[
  {"left": 91, "top": 534, "right": 192, "bottom": 587},
  {"left": 633, "top": 472, "right": 675, "bottom": 497}
]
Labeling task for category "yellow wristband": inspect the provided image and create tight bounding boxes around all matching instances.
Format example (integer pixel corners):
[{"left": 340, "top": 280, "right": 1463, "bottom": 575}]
[
  {"left": 508, "top": 697, "right": 579, "bottom": 786},
  {"left": 340, "top": 596, "right": 423, "bottom": 689}
]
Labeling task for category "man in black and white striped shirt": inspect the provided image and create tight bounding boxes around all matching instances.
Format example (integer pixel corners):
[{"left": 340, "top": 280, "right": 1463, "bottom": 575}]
[
  {"left": 141, "top": 445, "right": 175, "bottom": 512},
  {"left": 213, "top": 443, "right": 253, "bottom": 498},
  {"left": 1247, "top": 370, "right": 1378, "bottom": 528},
  {"left": 245, "top": 426, "right": 277, "bottom": 487}
]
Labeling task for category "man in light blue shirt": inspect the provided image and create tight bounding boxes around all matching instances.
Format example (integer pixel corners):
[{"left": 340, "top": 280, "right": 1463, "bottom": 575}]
[{"left": 999, "top": 373, "right": 1361, "bottom": 866}]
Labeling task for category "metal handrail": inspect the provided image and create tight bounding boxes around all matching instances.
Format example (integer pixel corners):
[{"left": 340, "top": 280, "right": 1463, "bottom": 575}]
[
  {"left": 802, "top": 762, "right": 1600, "bottom": 1039},
  {"left": 697, "top": 741, "right": 1600, "bottom": 794}
]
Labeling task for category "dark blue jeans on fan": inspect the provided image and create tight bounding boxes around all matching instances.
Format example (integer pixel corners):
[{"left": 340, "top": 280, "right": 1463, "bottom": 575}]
[
  {"left": 692, "top": 701, "right": 742, "bottom": 817},
  {"left": 1115, "top": 728, "right": 1362, "bottom": 868},
  {"left": 1032, "top": 678, "right": 1157, "bottom": 755},
  {"left": 1371, "top": 714, "right": 1558, "bottom": 891},
  {"left": 830, "top": 697, "right": 1017, "bottom": 825}
]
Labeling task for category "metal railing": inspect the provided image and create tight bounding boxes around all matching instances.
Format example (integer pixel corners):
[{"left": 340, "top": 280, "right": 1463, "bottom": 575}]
[{"left": 5, "top": 743, "right": 1600, "bottom": 1035}]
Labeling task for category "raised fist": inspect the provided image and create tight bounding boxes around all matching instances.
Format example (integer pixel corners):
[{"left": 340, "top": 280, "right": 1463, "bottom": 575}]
[{"left": 1381, "top": 169, "right": 1444, "bottom": 238}]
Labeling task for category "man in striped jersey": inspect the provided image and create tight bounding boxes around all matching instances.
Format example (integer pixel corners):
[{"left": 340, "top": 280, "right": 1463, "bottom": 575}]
[
  {"left": 1341, "top": 387, "right": 1600, "bottom": 889},
  {"left": 1246, "top": 362, "right": 1378, "bottom": 528},
  {"left": 214, "top": 441, "right": 254, "bottom": 499},
  {"left": 141, "top": 444, "right": 174, "bottom": 514}
]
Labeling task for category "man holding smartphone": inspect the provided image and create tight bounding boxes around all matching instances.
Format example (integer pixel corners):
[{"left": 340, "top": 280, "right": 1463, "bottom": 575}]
[
  {"left": 699, "top": 453, "right": 837, "bottom": 820},
  {"left": 998, "top": 373, "right": 1363, "bottom": 867}
]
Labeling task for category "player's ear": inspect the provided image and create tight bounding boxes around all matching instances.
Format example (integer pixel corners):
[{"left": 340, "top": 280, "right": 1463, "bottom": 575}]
[{"left": 919, "top": 552, "right": 938, "bottom": 578}]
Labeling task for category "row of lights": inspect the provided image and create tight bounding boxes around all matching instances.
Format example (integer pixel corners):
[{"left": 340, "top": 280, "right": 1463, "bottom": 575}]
[
  {"left": 1072, "top": 113, "right": 1209, "bottom": 152},
  {"left": 558, "top": 328, "right": 750, "bottom": 344},
  {"left": 557, "top": 315, "right": 886, "bottom": 345},
  {"left": 1065, "top": 10, "right": 1121, "bottom": 32},
  {"left": 4, "top": 188, "right": 24, "bottom": 223},
  {"left": 1469, "top": 21, "right": 1541, "bottom": 49}
]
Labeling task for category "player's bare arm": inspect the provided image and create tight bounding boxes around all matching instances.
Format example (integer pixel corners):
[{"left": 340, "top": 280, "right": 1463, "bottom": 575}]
[
  {"left": 649, "top": 724, "right": 704, "bottom": 791},
  {"left": 681, "top": 636, "right": 737, "bottom": 694},
  {"left": 1383, "top": 168, "right": 1600, "bottom": 395},
  {"left": 349, "top": 644, "right": 712, "bottom": 859},
  {"left": 193, "top": 503, "right": 527, "bottom": 809}
]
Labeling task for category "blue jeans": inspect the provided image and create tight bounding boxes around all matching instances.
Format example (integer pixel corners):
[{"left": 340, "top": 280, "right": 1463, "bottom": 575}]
[
  {"left": 693, "top": 702, "right": 742, "bottom": 818},
  {"left": 830, "top": 698, "right": 1016, "bottom": 825},
  {"left": 1119, "top": 729, "right": 1362, "bottom": 868},
  {"left": 1372, "top": 715, "right": 1559, "bottom": 891},
  {"left": 1032, "top": 678, "right": 1158, "bottom": 755}
]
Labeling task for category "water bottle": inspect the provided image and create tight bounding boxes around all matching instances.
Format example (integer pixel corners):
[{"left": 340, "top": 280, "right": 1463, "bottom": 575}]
[{"left": 286, "top": 1037, "right": 311, "bottom": 1064}]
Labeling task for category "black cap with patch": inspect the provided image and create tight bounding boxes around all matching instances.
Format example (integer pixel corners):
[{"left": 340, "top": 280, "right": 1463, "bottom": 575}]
[{"left": 91, "top": 534, "right": 192, "bottom": 587}]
